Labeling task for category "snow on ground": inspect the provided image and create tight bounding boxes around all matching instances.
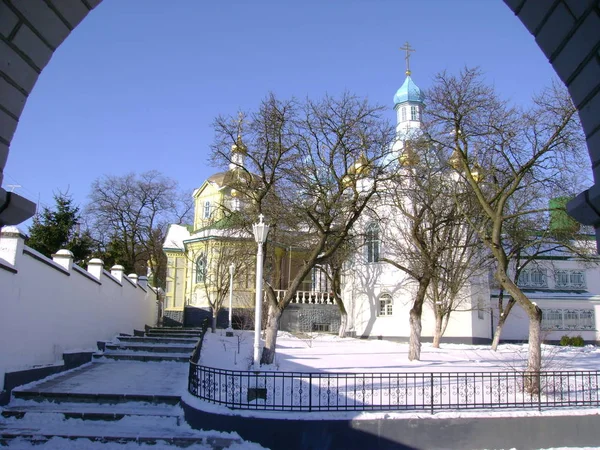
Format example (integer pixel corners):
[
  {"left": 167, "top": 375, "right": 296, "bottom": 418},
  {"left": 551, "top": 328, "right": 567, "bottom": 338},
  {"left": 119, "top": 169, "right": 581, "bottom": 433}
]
[
  {"left": 200, "top": 330, "right": 600, "bottom": 373},
  {"left": 5, "top": 437, "right": 267, "bottom": 449}
]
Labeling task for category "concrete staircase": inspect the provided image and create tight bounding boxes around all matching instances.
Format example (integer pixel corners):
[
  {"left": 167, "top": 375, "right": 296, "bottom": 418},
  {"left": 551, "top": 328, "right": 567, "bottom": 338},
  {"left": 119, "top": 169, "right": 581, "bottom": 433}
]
[
  {"left": 94, "top": 327, "right": 203, "bottom": 362},
  {"left": 0, "top": 326, "right": 244, "bottom": 449}
]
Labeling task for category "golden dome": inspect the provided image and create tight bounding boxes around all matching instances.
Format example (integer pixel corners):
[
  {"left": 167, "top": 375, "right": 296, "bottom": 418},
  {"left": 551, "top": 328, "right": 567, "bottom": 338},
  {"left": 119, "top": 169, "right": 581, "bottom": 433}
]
[
  {"left": 471, "top": 163, "right": 483, "bottom": 183},
  {"left": 348, "top": 153, "right": 370, "bottom": 175},
  {"left": 231, "top": 135, "right": 247, "bottom": 155},
  {"left": 399, "top": 143, "right": 420, "bottom": 167},
  {"left": 448, "top": 149, "right": 463, "bottom": 170}
]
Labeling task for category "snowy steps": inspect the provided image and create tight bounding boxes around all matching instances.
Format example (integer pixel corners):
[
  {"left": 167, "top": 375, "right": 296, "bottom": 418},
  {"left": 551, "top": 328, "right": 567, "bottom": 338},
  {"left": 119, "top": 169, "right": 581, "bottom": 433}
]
[
  {"left": 93, "top": 327, "right": 200, "bottom": 362},
  {"left": 0, "top": 327, "right": 243, "bottom": 448}
]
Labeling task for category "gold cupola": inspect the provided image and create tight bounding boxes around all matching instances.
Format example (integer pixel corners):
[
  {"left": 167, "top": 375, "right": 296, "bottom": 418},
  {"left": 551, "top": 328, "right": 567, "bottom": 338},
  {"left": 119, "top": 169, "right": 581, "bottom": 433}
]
[{"left": 399, "top": 141, "right": 420, "bottom": 167}]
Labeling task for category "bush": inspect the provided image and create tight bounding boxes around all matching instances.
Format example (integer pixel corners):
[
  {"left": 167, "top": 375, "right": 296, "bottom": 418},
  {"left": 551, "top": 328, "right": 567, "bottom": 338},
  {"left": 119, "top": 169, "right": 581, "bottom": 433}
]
[
  {"left": 559, "top": 335, "right": 585, "bottom": 346},
  {"left": 570, "top": 335, "right": 585, "bottom": 347}
]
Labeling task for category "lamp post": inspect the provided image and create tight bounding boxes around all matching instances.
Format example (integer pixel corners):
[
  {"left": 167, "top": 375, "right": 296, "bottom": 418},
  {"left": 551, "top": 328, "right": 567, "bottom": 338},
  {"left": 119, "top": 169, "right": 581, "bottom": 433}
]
[
  {"left": 252, "top": 214, "right": 270, "bottom": 367},
  {"left": 226, "top": 263, "right": 235, "bottom": 337}
]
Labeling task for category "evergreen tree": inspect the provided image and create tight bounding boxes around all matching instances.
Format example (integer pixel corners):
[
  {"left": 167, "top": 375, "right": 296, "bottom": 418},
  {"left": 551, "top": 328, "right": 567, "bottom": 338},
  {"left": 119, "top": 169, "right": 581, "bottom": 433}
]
[{"left": 27, "top": 193, "right": 94, "bottom": 265}]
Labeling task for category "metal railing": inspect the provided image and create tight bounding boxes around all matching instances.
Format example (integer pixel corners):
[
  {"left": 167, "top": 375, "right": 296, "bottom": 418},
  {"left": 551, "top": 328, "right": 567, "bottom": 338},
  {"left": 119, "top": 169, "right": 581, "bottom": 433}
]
[
  {"left": 189, "top": 319, "right": 210, "bottom": 364},
  {"left": 188, "top": 364, "right": 600, "bottom": 413}
]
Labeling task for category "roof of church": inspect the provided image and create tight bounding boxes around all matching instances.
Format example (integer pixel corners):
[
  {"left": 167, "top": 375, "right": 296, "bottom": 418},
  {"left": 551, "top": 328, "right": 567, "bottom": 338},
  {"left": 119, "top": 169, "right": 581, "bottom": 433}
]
[
  {"left": 394, "top": 75, "right": 424, "bottom": 106},
  {"left": 206, "top": 169, "right": 254, "bottom": 188}
]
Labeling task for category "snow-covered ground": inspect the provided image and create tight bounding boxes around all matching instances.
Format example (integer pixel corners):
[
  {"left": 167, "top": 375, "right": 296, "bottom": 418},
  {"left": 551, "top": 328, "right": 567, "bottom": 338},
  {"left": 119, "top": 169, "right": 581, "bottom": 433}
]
[
  {"left": 200, "top": 330, "right": 600, "bottom": 372},
  {"left": 3, "top": 331, "right": 599, "bottom": 449}
]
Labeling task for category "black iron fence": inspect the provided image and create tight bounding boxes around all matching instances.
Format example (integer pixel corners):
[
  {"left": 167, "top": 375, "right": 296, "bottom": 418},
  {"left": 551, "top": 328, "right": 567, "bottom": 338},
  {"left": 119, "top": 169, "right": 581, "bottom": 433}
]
[{"left": 188, "top": 363, "right": 600, "bottom": 413}]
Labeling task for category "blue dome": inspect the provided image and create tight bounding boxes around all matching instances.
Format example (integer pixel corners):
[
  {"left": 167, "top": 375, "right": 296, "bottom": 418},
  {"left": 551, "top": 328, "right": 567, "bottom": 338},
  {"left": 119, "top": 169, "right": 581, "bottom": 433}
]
[{"left": 393, "top": 75, "right": 424, "bottom": 105}]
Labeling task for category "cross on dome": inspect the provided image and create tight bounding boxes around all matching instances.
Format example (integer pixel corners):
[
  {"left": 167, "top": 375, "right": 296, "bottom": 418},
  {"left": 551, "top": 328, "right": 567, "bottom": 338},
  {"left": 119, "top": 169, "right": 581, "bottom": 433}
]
[{"left": 399, "top": 41, "right": 415, "bottom": 76}]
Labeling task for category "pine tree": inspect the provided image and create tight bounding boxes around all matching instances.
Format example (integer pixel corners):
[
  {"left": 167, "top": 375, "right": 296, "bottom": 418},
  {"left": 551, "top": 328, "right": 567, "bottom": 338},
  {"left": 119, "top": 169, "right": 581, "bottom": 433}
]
[{"left": 27, "top": 193, "right": 94, "bottom": 265}]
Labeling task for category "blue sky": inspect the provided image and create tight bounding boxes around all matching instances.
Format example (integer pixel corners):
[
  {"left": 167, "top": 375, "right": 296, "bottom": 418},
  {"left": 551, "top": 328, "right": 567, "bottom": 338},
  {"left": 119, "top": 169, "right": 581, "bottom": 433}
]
[{"left": 4, "top": 0, "right": 559, "bottom": 227}]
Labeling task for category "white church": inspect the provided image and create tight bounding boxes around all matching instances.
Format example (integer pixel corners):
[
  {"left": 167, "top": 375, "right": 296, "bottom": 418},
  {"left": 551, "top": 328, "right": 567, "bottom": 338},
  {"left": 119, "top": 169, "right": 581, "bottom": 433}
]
[{"left": 163, "top": 58, "right": 600, "bottom": 346}]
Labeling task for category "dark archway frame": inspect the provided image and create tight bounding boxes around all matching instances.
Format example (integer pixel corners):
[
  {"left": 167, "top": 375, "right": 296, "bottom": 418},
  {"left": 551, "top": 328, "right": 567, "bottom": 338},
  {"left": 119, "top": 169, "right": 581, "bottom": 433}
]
[{"left": 1, "top": 0, "right": 600, "bottom": 247}]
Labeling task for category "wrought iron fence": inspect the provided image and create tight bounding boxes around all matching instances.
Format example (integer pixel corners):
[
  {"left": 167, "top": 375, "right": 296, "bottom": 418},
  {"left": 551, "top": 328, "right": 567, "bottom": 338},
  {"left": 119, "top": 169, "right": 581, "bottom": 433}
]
[{"left": 188, "top": 364, "right": 600, "bottom": 413}]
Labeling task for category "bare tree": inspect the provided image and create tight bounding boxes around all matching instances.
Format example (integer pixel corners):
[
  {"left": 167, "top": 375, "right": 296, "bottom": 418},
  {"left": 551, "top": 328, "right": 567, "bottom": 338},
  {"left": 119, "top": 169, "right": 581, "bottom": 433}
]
[
  {"left": 86, "top": 170, "right": 190, "bottom": 286},
  {"left": 191, "top": 238, "right": 254, "bottom": 333},
  {"left": 489, "top": 206, "right": 597, "bottom": 350},
  {"left": 211, "top": 93, "right": 395, "bottom": 364},
  {"left": 380, "top": 141, "right": 484, "bottom": 359},
  {"left": 424, "top": 68, "right": 587, "bottom": 378},
  {"left": 426, "top": 216, "right": 488, "bottom": 348}
]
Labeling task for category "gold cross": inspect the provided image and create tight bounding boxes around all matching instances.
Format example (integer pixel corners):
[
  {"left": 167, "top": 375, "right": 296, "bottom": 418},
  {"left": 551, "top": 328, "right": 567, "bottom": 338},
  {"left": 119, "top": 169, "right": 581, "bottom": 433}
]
[{"left": 399, "top": 42, "right": 415, "bottom": 76}]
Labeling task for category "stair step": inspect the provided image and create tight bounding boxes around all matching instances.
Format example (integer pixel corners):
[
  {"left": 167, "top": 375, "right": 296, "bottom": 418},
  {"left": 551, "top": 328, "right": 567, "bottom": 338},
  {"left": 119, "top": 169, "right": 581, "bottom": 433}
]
[
  {"left": 93, "top": 352, "right": 190, "bottom": 362},
  {"left": 12, "top": 390, "right": 181, "bottom": 405},
  {"left": 1, "top": 402, "right": 181, "bottom": 420},
  {"left": 0, "top": 426, "right": 240, "bottom": 449},
  {"left": 145, "top": 332, "right": 203, "bottom": 339},
  {"left": 106, "top": 343, "right": 196, "bottom": 353},
  {"left": 146, "top": 328, "right": 204, "bottom": 335},
  {"left": 117, "top": 336, "right": 198, "bottom": 344}
]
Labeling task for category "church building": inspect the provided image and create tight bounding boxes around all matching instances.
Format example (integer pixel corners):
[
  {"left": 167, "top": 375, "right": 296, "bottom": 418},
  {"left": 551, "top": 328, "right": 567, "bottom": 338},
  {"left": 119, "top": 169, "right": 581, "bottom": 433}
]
[{"left": 163, "top": 47, "right": 600, "bottom": 344}]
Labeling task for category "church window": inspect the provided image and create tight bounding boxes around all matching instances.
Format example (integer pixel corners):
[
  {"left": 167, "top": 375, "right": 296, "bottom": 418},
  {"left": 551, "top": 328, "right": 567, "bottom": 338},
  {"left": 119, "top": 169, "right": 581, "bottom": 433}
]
[
  {"left": 195, "top": 254, "right": 206, "bottom": 283},
  {"left": 555, "top": 269, "right": 586, "bottom": 289},
  {"left": 365, "top": 222, "right": 380, "bottom": 263},
  {"left": 378, "top": 293, "right": 393, "bottom": 316},
  {"left": 517, "top": 267, "right": 547, "bottom": 288},
  {"left": 542, "top": 309, "right": 594, "bottom": 331},
  {"left": 203, "top": 201, "right": 211, "bottom": 219},
  {"left": 401, "top": 107, "right": 407, "bottom": 122},
  {"left": 410, "top": 105, "right": 418, "bottom": 121}
]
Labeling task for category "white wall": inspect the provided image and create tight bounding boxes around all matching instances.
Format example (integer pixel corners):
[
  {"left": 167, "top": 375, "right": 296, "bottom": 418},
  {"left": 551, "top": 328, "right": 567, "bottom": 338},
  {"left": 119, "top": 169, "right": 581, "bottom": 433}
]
[{"left": 0, "top": 227, "right": 158, "bottom": 391}]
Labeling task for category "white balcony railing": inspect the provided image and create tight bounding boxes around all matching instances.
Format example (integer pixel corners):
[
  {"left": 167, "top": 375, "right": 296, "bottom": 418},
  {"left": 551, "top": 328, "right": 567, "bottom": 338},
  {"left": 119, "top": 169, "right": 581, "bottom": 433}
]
[{"left": 271, "top": 289, "right": 336, "bottom": 305}]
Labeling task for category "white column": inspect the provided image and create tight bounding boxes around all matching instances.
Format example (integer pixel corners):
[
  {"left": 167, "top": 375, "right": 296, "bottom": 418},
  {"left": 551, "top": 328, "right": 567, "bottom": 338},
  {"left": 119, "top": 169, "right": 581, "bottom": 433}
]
[
  {"left": 0, "top": 226, "right": 25, "bottom": 267},
  {"left": 52, "top": 249, "right": 74, "bottom": 271},
  {"left": 87, "top": 258, "right": 104, "bottom": 281}
]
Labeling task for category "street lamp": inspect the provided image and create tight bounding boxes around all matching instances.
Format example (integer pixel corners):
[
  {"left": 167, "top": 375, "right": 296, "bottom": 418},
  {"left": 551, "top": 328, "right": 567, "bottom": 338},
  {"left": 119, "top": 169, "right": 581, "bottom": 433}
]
[
  {"left": 252, "top": 214, "right": 270, "bottom": 367},
  {"left": 226, "top": 263, "right": 235, "bottom": 337}
]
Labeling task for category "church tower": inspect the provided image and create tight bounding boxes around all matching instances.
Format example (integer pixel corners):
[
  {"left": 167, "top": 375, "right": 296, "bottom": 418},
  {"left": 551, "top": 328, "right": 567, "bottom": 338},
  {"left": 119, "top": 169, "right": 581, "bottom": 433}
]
[{"left": 391, "top": 42, "right": 425, "bottom": 165}]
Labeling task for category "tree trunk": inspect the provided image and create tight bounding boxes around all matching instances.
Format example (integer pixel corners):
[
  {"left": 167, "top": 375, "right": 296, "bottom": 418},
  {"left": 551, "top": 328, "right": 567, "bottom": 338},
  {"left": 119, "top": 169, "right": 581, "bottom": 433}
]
[
  {"left": 408, "top": 278, "right": 429, "bottom": 361},
  {"left": 211, "top": 313, "right": 217, "bottom": 333},
  {"left": 334, "top": 295, "right": 348, "bottom": 338},
  {"left": 261, "top": 305, "right": 282, "bottom": 365},
  {"left": 491, "top": 290, "right": 516, "bottom": 351},
  {"left": 338, "top": 311, "right": 348, "bottom": 338},
  {"left": 408, "top": 310, "right": 422, "bottom": 360},
  {"left": 432, "top": 314, "right": 443, "bottom": 348},
  {"left": 524, "top": 311, "right": 543, "bottom": 395}
]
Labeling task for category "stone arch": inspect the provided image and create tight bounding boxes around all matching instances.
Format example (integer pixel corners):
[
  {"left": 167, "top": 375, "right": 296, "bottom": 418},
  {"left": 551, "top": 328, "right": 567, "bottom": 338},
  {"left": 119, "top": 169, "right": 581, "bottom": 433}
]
[{"left": 1, "top": 0, "right": 599, "bottom": 246}]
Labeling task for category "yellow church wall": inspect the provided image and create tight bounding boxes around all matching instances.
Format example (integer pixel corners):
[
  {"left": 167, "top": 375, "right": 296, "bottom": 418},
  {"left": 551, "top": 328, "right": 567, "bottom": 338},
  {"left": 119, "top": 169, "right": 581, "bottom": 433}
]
[{"left": 193, "top": 182, "right": 225, "bottom": 231}]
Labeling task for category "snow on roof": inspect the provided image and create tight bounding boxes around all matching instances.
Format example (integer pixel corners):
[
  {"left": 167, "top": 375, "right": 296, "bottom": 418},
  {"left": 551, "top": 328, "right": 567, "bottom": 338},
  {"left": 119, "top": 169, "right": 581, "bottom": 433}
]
[
  {"left": 163, "top": 223, "right": 252, "bottom": 251},
  {"left": 163, "top": 224, "right": 191, "bottom": 251}
]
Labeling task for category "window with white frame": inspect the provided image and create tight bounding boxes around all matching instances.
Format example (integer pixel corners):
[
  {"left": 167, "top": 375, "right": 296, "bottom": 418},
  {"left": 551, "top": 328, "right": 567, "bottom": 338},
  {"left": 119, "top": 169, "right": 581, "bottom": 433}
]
[
  {"left": 477, "top": 298, "right": 484, "bottom": 320},
  {"left": 365, "top": 222, "right": 380, "bottom": 263},
  {"left": 379, "top": 293, "right": 393, "bottom": 316},
  {"left": 410, "top": 105, "right": 418, "bottom": 121},
  {"left": 401, "top": 107, "right": 407, "bottom": 122},
  {"left": 541, "top": 308, "right": 595, "bottom": 331},
  {"left": 203, "top": 201, "right": 211, "bottom": 219},
  {"left": 555, "top": 269, "right": 586, "bottom": 289},
  {"left": 517, "top": 267, "right": 547, "bottom": 288},
  {"left": 195, "top": 254, "right": 206, "bottom": 283}
]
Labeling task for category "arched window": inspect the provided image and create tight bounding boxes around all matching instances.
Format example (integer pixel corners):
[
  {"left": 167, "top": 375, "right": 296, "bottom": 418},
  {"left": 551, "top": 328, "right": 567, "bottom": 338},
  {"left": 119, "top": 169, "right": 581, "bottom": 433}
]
[
  {"left": 195, "top": 254, "right": 206, "bottom": 283},
  {"left": 365, "top": 222, "right": 380, "bottom": 263},
  {"left": 378, "top": 293, "right": 393, "bottom": 316}
]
